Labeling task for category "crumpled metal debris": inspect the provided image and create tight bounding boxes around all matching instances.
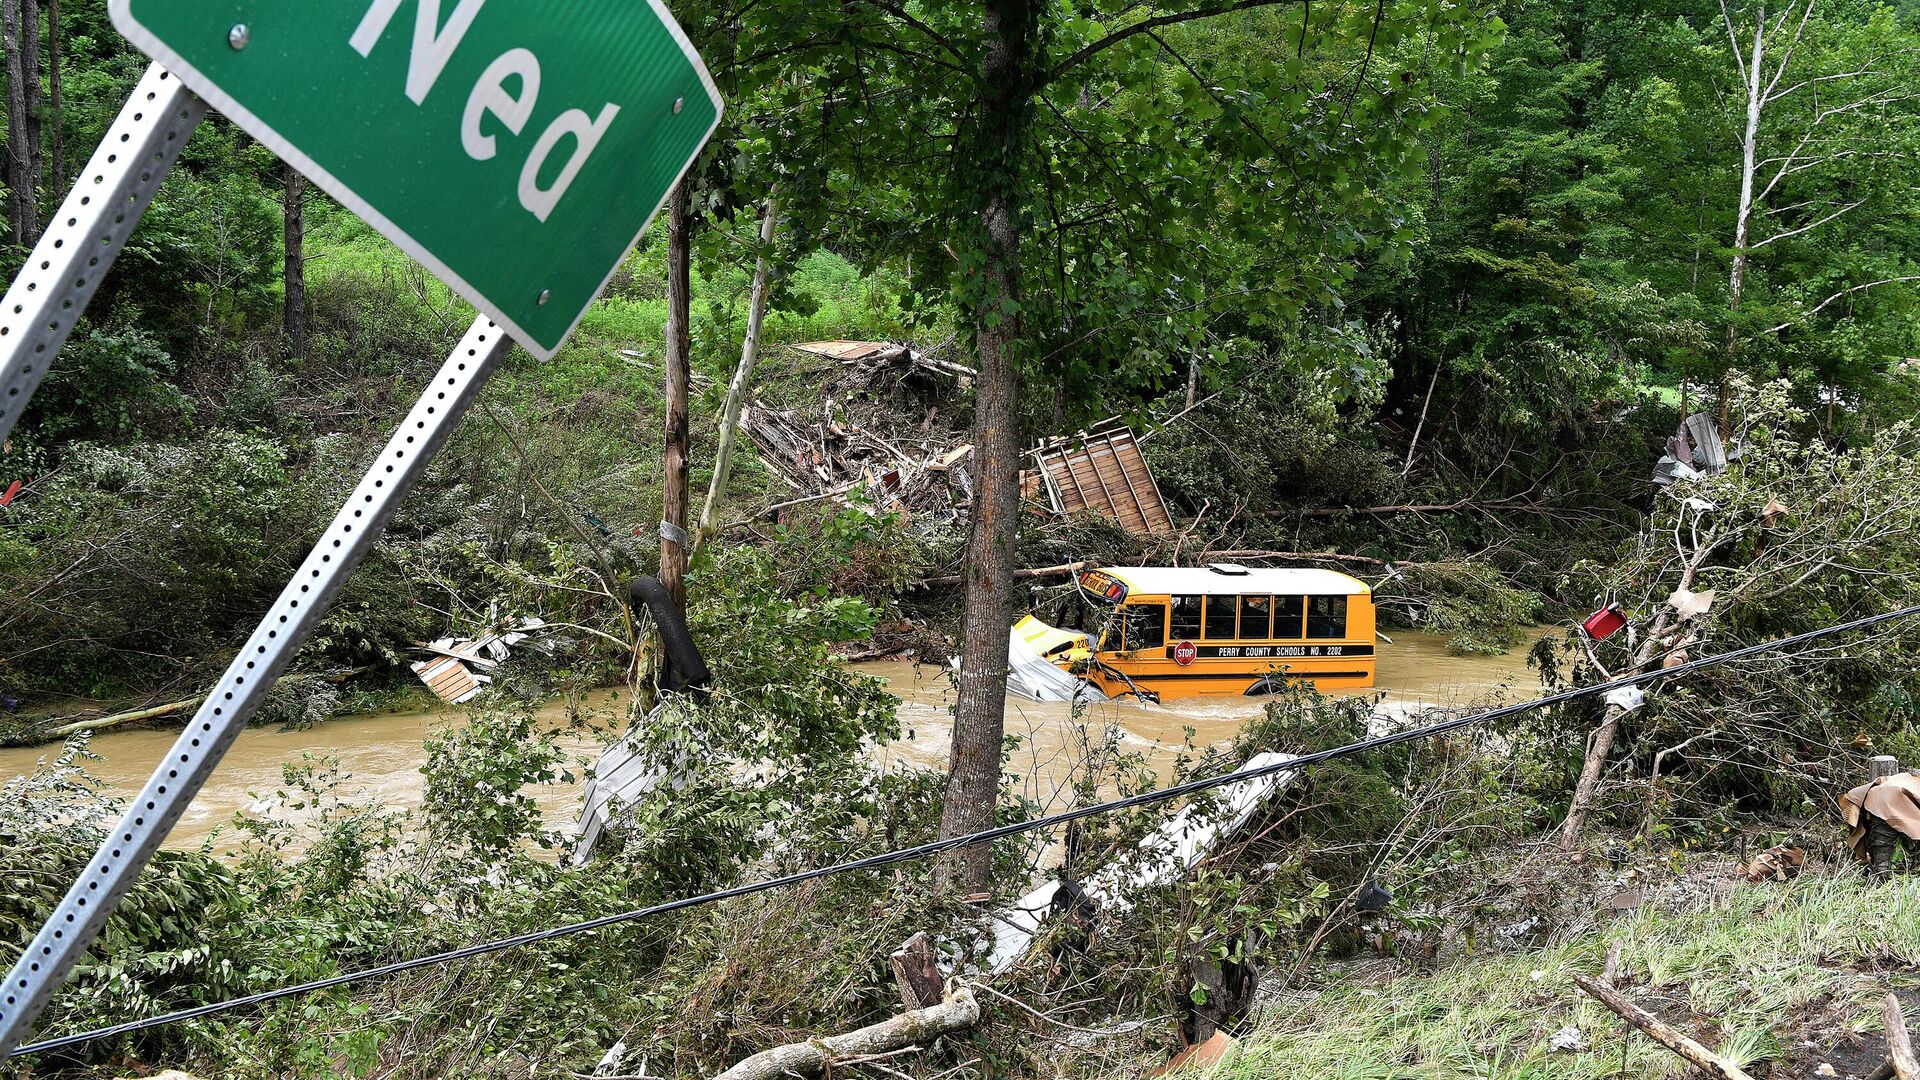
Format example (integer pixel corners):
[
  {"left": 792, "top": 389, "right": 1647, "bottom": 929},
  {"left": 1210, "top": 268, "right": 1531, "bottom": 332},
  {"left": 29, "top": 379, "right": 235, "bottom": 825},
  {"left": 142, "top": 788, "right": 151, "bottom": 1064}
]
[{"left": 1549, "top": 1025, "right": 1586, "bottom": 1053}]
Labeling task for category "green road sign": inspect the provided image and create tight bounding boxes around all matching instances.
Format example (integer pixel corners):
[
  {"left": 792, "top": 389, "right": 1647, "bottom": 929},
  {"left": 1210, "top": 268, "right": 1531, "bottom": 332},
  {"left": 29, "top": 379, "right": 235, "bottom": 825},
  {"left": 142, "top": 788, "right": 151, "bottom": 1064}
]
[{"left": 109, "top": 0, "right": 722, "bottom": 358}]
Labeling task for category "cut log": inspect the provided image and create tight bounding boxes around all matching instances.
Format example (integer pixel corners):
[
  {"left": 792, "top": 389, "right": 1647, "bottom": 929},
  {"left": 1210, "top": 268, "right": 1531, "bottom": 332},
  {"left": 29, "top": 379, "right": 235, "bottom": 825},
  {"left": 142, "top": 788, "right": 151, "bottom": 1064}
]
[
  {"left": 1573, "top": 974, "right": 1757, "bottom": 1080},
  {"left": 1887, "top": 993, "right": 1920, "bottom": 1080},
  {"left": 708, "top": 986, "right": 979, "bottom": 1080},
  {"left": 890, "top": 931, "right": 945, "bottom": 1010}
]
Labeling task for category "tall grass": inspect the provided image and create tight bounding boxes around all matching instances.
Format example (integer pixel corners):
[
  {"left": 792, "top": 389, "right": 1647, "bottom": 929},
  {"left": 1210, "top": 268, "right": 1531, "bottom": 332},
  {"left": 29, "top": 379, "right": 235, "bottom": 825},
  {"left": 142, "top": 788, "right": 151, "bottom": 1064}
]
[{"left": 1209, "top": 873, "right": 1920, "bottom": 1079}]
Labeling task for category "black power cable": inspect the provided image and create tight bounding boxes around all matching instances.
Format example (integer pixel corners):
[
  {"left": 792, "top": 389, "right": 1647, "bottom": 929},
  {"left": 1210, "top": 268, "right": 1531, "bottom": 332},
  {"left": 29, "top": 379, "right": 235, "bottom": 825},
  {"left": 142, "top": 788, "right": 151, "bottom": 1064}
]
[{"left": 13, "top": 602, "right": 1920, "bottom": 1058}]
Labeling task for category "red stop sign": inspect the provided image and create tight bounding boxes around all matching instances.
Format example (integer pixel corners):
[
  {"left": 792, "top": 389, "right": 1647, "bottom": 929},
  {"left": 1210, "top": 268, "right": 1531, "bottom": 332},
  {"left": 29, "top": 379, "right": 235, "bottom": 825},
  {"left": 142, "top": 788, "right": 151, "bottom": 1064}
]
[{"left": 1173, "top": 640, "right": 1197, "bottom": 666}]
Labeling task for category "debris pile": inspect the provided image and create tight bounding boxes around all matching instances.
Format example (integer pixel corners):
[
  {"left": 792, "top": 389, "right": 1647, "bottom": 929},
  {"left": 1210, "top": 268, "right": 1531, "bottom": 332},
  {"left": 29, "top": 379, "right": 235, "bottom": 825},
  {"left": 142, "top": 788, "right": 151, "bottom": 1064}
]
[
  {"left": 742, "top": 401, "right": 976, "bottom": 528},
  {"left": 1653, "top": 411, "right": 1746, "bottom": 486},
  {"left": 742, "top": 361, "right": 1177, "bottom": 543},
  {"left": 409, "top": 618, "right": 547, "bottom": 704}
]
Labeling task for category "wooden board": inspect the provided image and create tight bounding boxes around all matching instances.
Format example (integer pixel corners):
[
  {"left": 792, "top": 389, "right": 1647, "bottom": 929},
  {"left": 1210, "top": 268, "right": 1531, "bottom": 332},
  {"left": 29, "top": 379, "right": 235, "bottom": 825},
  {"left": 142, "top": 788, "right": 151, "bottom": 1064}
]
[{"left": 1032, "top": 426, "right": 1174, "bottom": 535}]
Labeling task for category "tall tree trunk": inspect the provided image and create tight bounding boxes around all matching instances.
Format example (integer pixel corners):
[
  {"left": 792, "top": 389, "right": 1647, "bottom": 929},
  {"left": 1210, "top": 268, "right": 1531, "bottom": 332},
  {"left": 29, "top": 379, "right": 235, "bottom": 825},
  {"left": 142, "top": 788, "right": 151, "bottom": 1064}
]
[
  {"left": 698, "top": 192, "right": 778, "bottom": 550},
  {"left": 660, "top": 180, "right": 694, "bottom": 615},
  {"left": 1723, "top": 7, "right": 1766, "bottom": 434},
  {"left": 936, "top": 0, "right": 1038, "bottom": 896},
  {"left": 2, "top": 0, "right": 42, "bottom": 249},
  {"left": 42, "top": 0, "right": 57, "bottom": 196},
  {"left": 283, "top": 169, "right": 308, "bottom": 362}
]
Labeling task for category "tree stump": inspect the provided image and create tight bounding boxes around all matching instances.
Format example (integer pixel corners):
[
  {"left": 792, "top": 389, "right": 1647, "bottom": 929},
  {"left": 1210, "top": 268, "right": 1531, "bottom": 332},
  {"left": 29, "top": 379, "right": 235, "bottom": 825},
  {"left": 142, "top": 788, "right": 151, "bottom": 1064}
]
[{"left": 890, "top": 932, "right": 944, "bottom": 1011}]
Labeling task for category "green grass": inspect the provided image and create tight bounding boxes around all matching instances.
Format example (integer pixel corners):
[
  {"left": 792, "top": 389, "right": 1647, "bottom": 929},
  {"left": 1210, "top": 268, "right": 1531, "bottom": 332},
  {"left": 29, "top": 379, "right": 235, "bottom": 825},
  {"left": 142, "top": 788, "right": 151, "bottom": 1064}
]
[
  {"left": 305, "top": 205, "right": 915, "bottom": 379},
  {"left": 1207, "top": 872, "right": 1920, "bottom": 1079}
]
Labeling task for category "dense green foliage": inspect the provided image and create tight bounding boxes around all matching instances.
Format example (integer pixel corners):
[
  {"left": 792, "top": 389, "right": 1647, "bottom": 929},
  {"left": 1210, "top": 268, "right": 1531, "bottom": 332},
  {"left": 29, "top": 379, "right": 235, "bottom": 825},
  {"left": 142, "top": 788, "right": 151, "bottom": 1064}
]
[{"left": 3, "top": 0, "right": 1920, "bottom": 1074}]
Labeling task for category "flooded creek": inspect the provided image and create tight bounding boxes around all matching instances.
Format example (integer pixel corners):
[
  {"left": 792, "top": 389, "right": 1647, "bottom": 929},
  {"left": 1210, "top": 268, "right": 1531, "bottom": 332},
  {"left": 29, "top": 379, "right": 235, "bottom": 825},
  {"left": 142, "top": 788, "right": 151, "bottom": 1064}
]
[{"left": 0, "top": 630, "right": 1551, "bottom": 852}]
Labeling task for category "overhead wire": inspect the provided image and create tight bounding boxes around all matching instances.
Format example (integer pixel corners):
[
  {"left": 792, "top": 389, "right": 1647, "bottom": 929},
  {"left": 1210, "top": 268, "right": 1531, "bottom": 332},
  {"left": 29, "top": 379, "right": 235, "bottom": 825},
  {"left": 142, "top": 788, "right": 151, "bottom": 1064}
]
[{"left": 12, "top": 601, "right": 1920, "bottom": 1058}]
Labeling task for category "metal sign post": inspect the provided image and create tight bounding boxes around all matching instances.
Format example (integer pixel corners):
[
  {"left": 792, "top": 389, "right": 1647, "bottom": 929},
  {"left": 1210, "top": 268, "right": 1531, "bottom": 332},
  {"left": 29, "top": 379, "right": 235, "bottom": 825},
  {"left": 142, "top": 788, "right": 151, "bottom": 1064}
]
[
  {"left": 1, "top": 0, "right": 722, "bottom": 1054},
  {"left": 0, "top": 316, "right": 510, "bottom": 1053},
  {"left": 0, "top": 63, "right": 205, "bottom": 445}
]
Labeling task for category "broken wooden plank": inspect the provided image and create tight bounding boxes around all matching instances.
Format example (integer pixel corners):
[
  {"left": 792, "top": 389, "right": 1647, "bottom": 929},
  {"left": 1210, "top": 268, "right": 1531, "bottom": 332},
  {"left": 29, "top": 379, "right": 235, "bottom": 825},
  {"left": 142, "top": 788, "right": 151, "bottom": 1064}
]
[{"left": 987, "top": 753, "right": 1298, "bottom": 973}]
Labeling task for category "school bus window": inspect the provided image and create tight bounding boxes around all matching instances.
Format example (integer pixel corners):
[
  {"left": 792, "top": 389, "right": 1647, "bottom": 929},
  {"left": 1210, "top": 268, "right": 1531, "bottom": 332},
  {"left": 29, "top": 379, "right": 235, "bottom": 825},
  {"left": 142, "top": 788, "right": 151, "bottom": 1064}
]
[
  {"left": 1125, "top": 605, "right": 1166, "bottom": 652},
  {"left": 1307, "top": 595, "right": 1347, "bottom": 639},
  {"left": 1238, "top": 595, "right": 1271, "bottom": 640},
  {"left": 1203, "top": 595, "right": 1237, "bottom": 640},
  {"left": 1171, "top": 595, "right": 1202, "bottom": 640},
  {"left": 1273, "top": 596, "right": 1305, "bottom": 638}
]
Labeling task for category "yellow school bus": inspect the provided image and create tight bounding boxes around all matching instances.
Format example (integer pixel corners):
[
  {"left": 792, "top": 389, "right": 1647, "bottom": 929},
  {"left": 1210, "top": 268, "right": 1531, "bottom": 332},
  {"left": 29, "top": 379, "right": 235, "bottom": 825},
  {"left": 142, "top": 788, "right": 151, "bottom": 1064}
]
[{"left": 1026, "top": 563, "right": 1376, "bottom": 700}]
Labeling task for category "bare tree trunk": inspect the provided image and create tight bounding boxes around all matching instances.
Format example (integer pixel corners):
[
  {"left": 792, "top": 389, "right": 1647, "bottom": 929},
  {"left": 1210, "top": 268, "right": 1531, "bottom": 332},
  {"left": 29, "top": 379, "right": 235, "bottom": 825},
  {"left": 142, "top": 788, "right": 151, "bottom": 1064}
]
[
  {"left": 1184, "top": 352, "right": 1199, "bottom": 410},
  {"left": 937, "top": 0, "right": 1038, "bottom": 896},
  {"left": 697, "top": 192, "right": 778, "bottom": 549},
  {"left": 283, "top": 169, "right": 308, "bottom": 361},
  {"left": 1562, "top": 598, "right": 1685, "bottom": 847},
  {"left": 1401, "top": 364, "right": 1440, "bottom": 477},
  {"left": 1723, "top": 5, "right": 1766, "bottom": 433},
  {"left": 2, "top": 0, "right": 43, "bottom": 248},
  {"left": 1574, "top": 975, "right": 1758, "bottom": 1080},
  {"left": 42, "top": 0, "right": 57, "bottom": 196},
  {"left": 660, "top": 180, "right": 694, "bottom": 615}
]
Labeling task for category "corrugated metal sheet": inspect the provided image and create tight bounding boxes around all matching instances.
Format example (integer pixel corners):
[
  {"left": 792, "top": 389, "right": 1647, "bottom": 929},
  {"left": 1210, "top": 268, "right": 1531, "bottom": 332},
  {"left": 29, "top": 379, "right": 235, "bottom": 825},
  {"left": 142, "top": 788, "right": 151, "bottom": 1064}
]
[
  {"left": 1031, "top": 424, "right": 1174, "bottom": 535},
  {"left": 411, "top": 655, "right": 488, "bottom": 704}
]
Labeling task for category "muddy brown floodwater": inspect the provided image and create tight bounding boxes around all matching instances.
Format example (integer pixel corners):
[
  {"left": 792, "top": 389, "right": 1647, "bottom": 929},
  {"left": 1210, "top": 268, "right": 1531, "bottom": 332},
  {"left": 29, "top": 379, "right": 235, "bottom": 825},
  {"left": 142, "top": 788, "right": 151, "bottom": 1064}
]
[{"left": 0, "top": 630, "right": 1550, "bottom": 853}]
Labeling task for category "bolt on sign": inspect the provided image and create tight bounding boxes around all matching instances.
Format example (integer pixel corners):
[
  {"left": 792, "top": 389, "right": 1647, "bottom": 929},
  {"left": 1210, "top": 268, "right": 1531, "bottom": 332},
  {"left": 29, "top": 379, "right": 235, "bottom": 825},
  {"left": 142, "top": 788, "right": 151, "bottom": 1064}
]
[{"left": 109, "top": 0, "right": 723, "bottom": 358}]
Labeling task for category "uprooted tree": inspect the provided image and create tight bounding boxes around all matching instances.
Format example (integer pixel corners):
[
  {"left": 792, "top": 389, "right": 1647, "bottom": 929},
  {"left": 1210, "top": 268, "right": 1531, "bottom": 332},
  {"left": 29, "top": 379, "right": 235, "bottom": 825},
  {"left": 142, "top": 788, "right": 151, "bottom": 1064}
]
[{"left": 1559, "top": 378, "right": 1920, "bottom": 846}]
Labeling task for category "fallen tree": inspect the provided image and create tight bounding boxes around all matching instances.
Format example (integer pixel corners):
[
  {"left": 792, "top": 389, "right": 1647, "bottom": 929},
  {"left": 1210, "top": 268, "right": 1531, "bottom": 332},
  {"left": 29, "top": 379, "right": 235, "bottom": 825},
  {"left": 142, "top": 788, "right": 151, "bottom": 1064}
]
[
  {"left": 708, "top": 985, "right": 979, "bottom": 1080},
  {"left": 42, "top": 666, "right": 375, "bottom": 739}
]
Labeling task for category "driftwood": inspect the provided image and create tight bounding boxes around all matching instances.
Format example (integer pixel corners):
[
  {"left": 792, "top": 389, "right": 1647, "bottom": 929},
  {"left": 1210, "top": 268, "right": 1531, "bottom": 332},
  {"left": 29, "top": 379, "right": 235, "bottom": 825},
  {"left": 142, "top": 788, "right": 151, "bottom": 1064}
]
[
  {"left": 709, "top": 986, "right": 978, "bottom": 1080},
  {"left": 1887, "top": 993, "right": 1920, "bottom": 1080},
  {"left": 890, "top": 932, "right": 944, "bottom": 1010},
  {"left": 1573, "top": 974, "right": 1757, "bottom": 1080},
  {"left": 913, "top": 561, "right": 1087, "bottom": 589},
  {"left": 45, "top": 666, "right": 375, "bottom": 738}
]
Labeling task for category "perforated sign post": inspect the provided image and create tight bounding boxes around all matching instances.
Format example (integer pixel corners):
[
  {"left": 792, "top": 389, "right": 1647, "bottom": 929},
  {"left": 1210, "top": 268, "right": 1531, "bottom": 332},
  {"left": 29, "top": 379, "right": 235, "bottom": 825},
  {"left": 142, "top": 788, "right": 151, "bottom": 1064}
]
[{"left": 0, "top": 1, "right": 719, "bottom": 1058}]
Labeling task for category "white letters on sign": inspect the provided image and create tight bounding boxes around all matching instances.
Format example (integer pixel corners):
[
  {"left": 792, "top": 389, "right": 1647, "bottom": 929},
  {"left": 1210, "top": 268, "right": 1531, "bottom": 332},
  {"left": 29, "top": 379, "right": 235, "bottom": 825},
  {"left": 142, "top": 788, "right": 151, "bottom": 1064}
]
[
  {"left": 518, "top": 104, "right": 620, "bottom": 222},
  {"left": 350, "top": 0, "right": 487, "bottom": 105},
  {"left": 463, "top": 48, "right": 540, "bottom": 160},
  {"left": 352, "top": 0, "right": 621, "bottom": 222}
]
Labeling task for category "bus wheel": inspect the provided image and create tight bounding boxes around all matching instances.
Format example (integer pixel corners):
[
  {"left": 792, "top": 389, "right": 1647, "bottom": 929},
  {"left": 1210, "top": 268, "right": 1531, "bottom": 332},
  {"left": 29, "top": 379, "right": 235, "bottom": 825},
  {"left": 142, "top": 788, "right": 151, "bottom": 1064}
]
[{"left": 1245, "top": 678, "right": 1282, "bottom": 696}]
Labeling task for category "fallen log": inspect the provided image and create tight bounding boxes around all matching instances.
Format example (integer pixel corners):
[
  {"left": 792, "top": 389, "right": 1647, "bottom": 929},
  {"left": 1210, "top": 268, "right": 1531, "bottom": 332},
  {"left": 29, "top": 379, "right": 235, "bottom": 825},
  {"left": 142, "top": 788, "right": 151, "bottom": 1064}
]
[
  {"left": 1573, "top": 974, "right": 1757, "bottom": 1080},
  {"left": 709, "top": 985, "right": 979, "bottom": 1080},
  {"left": 1200, "top": 549, "right": 1389, "bottom": 567},
  {"left": 44, "top": 666, "right": 377, "bottom": 739},
  {"left": 1280, "top": 497, "right": 1542, "bottom": 519},
  {"left": 912, "top": 561, "right": 1087, "bottom": 589},
  {"left": 1887, "top": 992, "right": 1920, "bottom": 1080}
]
